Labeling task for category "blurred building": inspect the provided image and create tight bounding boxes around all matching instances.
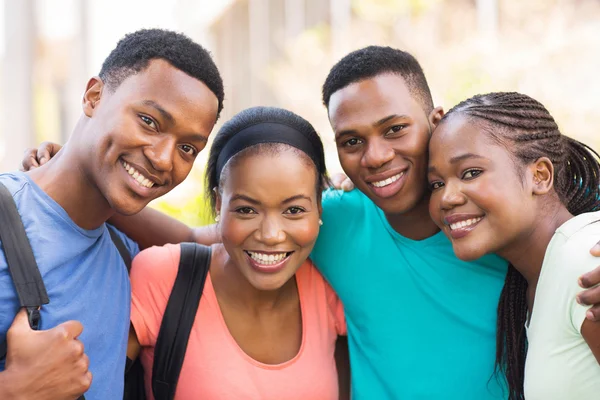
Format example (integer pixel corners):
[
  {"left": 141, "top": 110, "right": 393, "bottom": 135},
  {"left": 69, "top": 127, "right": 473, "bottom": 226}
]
[{"left": 1, "top": 0, "right": 599, "bottom": 201}]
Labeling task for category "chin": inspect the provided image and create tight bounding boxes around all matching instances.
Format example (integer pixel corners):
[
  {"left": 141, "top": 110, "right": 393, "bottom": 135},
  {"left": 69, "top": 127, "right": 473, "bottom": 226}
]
[{"left": 452, "top": 243, "right": 488, "bottom": 262}]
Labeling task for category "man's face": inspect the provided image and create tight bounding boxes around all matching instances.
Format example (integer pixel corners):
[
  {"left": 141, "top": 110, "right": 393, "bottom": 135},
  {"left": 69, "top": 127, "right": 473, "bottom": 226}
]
[
  {"left": 328, "top": 73, "right": 441, "bottom": 215},
  {"left": 80, "top": 59, "right": 219, "bottom": 215}
]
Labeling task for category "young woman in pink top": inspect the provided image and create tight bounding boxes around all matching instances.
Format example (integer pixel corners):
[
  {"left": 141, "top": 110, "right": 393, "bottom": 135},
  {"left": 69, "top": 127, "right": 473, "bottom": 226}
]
[{"left": 126, "top": 107, "right": 348, "bottom": 399}]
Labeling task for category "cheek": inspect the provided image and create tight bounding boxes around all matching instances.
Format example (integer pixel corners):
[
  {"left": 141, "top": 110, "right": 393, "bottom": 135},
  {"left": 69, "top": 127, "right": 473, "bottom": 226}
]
[
  {"left": 338, "top": 150, "right": 361, "bottom": 176},
  {"left": 220, "top": 217, "right": 254, "bottom": 247},
  {"left": 428, "top": 193, "right": 443, "bottom": 226},
  {"left": 287, "top": 219, "right": 320, "bottom": 248}
]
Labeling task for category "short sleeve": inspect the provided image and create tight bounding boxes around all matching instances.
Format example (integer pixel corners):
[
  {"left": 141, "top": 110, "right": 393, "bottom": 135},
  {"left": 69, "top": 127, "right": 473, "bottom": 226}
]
[
  {"left": 325, "top": 279, "right": 347, "bottom": 336},
  {"left": 551, "top": 234, "right": 598, "bottom": 334},
  {"left": 130, "top": 244, "right": 181, "bottom": 346}
]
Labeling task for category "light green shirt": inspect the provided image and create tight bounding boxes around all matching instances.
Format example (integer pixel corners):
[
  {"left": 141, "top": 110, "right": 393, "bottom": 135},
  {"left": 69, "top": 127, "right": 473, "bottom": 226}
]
[{"left": 525, "top": 211, "right": 600, "bottom": 399}]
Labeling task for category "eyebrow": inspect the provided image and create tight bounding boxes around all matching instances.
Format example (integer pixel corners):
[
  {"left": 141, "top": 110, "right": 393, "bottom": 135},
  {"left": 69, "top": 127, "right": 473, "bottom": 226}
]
[
  {"left": 142, "top": 100, "right": 207, "bottom": 143},
  {"left": 335, "top": 114, "right": 408, "bottom": 140},
  {"left": 230, "top": 194, "right": 313, "bottom": 205},
  {"left": 142, "top": 100, "right": 175, "bottom": 125},
  {"left": 428, "top": 153, "right": 486, "bottom": 173}
]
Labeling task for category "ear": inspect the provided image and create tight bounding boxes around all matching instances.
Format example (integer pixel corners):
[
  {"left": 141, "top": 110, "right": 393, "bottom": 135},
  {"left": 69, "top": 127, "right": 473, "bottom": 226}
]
[
  {"left": 428, "top": 106, "right": 445, "bottom": 131},
  {"left": 82, "top": 76, "right": 105, "bottom": 117},
  {"left": 530, "top": 157, "right": 554, "bottom": 196},
  {"left": 214, "top": 187, "right": 222, "bottom": 216}
]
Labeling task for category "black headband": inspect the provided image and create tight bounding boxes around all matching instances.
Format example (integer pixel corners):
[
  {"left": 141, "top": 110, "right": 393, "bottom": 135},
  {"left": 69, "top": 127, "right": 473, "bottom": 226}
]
[{"left": 215, "top": 122, "right": 322, "bottom": 179}]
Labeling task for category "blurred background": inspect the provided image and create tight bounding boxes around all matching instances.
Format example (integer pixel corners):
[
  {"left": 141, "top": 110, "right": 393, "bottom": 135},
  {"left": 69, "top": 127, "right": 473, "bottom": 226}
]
[{"left": 1, "top": 0, "right": 599, "bottom": 225}]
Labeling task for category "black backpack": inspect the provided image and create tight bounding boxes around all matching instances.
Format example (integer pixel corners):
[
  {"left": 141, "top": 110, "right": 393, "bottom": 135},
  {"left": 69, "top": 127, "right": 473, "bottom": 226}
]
[{"left": 0, "top": 182, "right": 210, "bottom": 400}]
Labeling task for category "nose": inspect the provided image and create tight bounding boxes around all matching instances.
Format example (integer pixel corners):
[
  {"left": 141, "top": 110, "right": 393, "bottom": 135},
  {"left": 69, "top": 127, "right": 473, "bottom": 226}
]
[
  {"left": 255, "top": 214, "right": 286, "bottom": 246},
  {"left": 440, "top": 180, "right": 467, "bottom": 210},
  {"left": 361, "top": 137, "right": 395, "bottom": 169},
  {"left": 144, "top": 136, "right": 176, "bottom": 173}
]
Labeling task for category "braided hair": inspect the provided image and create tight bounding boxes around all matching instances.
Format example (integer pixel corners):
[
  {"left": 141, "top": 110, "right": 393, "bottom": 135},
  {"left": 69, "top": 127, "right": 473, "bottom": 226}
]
[{"left": 441, "top": 92, "right": 600, "bottom": 400}]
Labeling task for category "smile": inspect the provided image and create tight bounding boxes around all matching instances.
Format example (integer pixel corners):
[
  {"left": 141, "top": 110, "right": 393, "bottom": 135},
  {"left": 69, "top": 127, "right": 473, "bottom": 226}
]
[
  {"left": 371, "top": 172, "right": 404, "bottom": 188},
  {"left": 122, "top": 161, "right": 156, "bottom": 189},
  {"left": 449, "top": 217, "right": 483, "bottom": 231},
  {"left": 245, "top": 251, "right": 292, "bottom": 266}
]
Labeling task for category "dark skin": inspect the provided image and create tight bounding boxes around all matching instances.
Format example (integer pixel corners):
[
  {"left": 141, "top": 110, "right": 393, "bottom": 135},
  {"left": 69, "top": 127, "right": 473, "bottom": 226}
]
[
  {"left": 327, "top": 73, "right": 443, "bottom": 240},
  {"left": 3, "top": 59, "right": 219, "bottom": 399},
  {"left": 428, "top": 115, "right": 600, "bottom": 362},
  {"left": 127, "top": 151, "right": 350, "bottom": 397}
]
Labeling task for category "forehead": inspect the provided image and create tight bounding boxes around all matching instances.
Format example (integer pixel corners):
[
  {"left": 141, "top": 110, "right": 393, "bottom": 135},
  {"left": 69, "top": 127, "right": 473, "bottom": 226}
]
[
  {"left": 430, "top": 115, "right": 509, "bottom": 162},
  {"left": 328, "top": 73, "right": 425, "bottom": 132},
  {"left": 222, "top": 151, "right": 317, "bottom": 199},
  {"left": 110, "top": 59, "right": 218, "bottom": 128}
]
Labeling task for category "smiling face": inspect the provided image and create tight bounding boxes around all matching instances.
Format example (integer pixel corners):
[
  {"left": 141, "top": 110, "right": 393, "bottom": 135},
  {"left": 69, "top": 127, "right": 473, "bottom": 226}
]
[
  {"left": 80, "top": 59, "right": 219, "bottom": 215},
  {"left": 216, "top": 147, "right": 321, "bottom": 291},
  {"left": 328, "top": 73, "right": 442, "bottom": 216},
  {"left": 427, "top": 115, "right": 540, "bottom": 261}
]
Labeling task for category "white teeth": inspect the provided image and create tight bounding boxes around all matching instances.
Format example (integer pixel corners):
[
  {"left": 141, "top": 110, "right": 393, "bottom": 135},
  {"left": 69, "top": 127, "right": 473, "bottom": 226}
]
[
  {"left": 372, "top": 172, "right": 404, "bottom": 188},
  {"left": 449, "top": 217, "right": 483, "bottom": 230},
  {"left": 122, "top": 161, "right": 155, "bottom": 188},
  {"left": 247, "top": 251, "right": 289, "bottom": 266}
]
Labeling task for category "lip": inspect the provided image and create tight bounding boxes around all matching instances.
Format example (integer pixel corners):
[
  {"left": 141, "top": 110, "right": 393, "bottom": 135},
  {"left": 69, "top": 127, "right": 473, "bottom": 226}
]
[
  {"left": 364, "top": 168, "right": 408, "bottom": 199},
  {"left": 244, "top": 251, "right": 293, "bottom": 274},
  {"left": 120, "top": 160, "right": 161, "bottom": 198},
  {"left": 443, "top": 213, "right": 485, "bottom": 240},
  {"left": 122, "top": 159, "right": 165, "bottom": 186}
]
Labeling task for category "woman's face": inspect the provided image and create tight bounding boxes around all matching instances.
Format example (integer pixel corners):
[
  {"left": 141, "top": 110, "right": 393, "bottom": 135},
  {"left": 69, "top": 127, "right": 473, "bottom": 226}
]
[
  {"left": 217, "top": 149, "right": 320, "bottom": 291},
  {"left": 427, "top": 115, "right": 539, "bottom": 261}
]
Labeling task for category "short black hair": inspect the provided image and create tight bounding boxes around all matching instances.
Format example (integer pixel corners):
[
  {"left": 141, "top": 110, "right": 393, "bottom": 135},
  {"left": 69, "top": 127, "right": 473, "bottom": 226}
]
[
  {"left": 99, "top": 29, "right": 224, "bottom": 118},
  {"left": 205, "top": 106, "right": 328, "bottom": 212},
  {"left": 322, "top": 46, "right": 433, "bottom": 113}
]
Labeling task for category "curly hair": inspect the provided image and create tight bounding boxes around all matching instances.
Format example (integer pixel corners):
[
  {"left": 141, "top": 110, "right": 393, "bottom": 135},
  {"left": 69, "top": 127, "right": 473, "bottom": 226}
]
[
  {"left": 322, "top": 45, "right": 433, "bottom": 113},
  {"left": 99, "top": 29, "right": 224, "bottom": 118}
]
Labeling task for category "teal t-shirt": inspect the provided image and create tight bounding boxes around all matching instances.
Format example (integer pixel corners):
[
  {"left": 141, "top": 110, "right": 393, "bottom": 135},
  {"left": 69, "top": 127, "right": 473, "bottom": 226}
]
[{"left": 311, "top": 189, "right": 509, "bottom": 399}]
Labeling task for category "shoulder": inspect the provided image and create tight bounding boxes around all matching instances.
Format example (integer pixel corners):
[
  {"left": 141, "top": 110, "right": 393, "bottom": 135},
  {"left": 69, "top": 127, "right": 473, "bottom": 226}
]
[
  {"left": 106, "top": 224, "right": 140, "bottom": 258},
  {"left": 321, "top": 188, "right": 369, "bottom": 215},
  {"left": 547, "top": 212, "right": 600, "bottom": 277},
  {"left": 0, "top": 172, "right": 30, "bottom": 199},
  {"left": 130, "top": 243, "right": 181, "bottom": 294}
]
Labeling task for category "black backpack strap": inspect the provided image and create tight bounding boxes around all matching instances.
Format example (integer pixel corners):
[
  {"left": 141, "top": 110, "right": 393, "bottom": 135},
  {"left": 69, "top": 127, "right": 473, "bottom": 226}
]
[
  {"left": 108, "top": 226, "right": 132, "bottom": 271},
  {"left": 152, "top": 243, "right": 211, "bottom": 400},
  {"left": 0, "top": 182, "right": 49, "bottom": 360}
]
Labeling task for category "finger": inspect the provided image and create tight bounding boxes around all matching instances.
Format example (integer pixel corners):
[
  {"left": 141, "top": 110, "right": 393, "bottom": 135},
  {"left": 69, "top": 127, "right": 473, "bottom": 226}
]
[
  {"left": 37, "top": 143, "right": 53, "bottom": 165},
  {"left": 341, "top": 178, "right": 355, "bottom": 192},
  {"left": 55, "top": 319, "right": 84, "bottom": 340},
  {"left": 579, "top": 266, "right": 600, "bottom": 288},
  {"left": 586, "top": 304, "right": 600, "bottom": 322},
  {"left": 330, "top": 173, "right": 346, "bottom": 189},
  {"left": 591, "top": 242, "right": 600, "bottom": 257},
  {"left": 20, "top": 148, "right": 40, "bottom": 171},
  {"left": 577, "top": 284, "right": 600, "bottom": 306},
  {"left": 8, "top": 308, "right": 31, "bottom": 331}
]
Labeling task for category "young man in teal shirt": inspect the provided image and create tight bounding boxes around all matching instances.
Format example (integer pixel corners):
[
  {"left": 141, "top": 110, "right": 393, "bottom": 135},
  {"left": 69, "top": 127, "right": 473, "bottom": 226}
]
[{"left": 26, "top": 46, "right": 600, "bottom": 399}]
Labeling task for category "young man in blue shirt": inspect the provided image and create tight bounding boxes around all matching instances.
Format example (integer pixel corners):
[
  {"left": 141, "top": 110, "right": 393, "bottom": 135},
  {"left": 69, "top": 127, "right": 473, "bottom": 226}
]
[{"left": 0, "top": 29, "right": 223, "bottom": 399}]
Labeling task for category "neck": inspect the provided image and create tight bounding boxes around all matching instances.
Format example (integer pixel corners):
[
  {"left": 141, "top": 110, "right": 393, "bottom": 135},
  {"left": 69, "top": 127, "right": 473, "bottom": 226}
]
[
  {"left": 27, "top": 143, "right": 115, "bottom": 230},
  {"left": 497, "top": 203, "right": 573, "bottom": 287},
  {"left": 385, "top": 193, "right": 440, "bottom": 240},
  {"left": 213, "top": 245, "right": 297, "bottom": 312}
]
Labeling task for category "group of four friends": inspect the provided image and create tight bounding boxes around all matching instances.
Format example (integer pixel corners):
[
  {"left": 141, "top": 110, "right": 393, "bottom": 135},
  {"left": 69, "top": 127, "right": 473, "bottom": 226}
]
[{"left": 1, "top": 28, "right": 600, "bottom": 399}]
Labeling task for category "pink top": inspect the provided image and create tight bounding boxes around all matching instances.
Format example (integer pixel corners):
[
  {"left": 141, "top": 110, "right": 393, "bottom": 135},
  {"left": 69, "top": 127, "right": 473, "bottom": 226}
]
[{"left": 130, "top": 244, "right": 346, "bottom": 400}]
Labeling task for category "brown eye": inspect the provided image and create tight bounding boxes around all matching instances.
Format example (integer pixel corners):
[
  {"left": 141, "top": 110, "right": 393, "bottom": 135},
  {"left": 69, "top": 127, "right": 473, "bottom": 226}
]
[
  {"left": 462, "top": 169, "right": 483, "bottom": 180},
  {"left": 140, "top": 115, "right": 157, "bottom": 130},
  {"left": 284, "top": 206, "right": 306, "bottom": 215},
  {"left": 179, "top": 144, "right": 197, "bottom": 156}
]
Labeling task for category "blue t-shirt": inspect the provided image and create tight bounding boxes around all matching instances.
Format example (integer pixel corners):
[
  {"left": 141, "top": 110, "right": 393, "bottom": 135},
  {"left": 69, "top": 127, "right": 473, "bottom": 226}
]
[
  {"left": 0, "top": 172, "right": 138, "bottom": 399},
  {"left": 311, "top": 189, "right": 509, "bottom": 399}
]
